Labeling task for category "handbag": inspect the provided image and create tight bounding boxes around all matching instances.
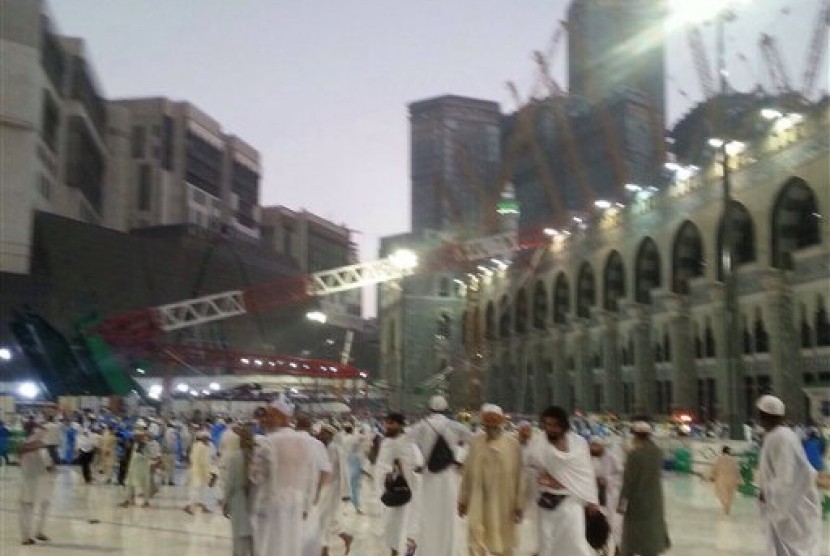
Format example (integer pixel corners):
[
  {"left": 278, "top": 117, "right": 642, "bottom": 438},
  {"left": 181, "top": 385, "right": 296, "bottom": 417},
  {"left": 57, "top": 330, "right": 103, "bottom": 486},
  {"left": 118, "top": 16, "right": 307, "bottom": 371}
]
[
  {"left": 381, "top": 459, "right": 412, "bottom": 507},
  {"left": 537, "top": 491, "right": 567, "bottom": 510},
  {"left": 585, "top": 509, "right": 610, "bottom": 549}
]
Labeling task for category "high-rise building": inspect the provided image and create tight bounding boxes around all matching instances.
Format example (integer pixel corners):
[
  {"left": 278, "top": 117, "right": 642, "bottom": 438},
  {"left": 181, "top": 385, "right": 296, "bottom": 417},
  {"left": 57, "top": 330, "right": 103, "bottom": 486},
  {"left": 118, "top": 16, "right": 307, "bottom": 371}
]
[
  {"left": 112, "top": 98, "right": 262, "bottom": 240},
  {"left": 261, "top": 206, "right": 362, "bottom": 327},
  {"left": 567, "top": 0, "right": 667, "bottom": 126},
  {"left": 0, "top": 0, "right": 132, "bottom": 273},
  {"left": 409, "top": 95, "right": 502, "bottom": 236}
]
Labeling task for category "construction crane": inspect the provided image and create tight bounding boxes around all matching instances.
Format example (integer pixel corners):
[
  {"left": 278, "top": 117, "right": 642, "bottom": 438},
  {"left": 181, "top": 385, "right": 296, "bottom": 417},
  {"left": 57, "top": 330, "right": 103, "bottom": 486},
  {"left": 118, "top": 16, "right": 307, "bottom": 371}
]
[
  {"left": 687, "top": 26, "right": 716, "bottom": 99},
  {"left": 803, "top": 0, "right": 830, "bottom": 99},
  {"left": 760, "top": 33, "right": 793, "bottom": 95}
]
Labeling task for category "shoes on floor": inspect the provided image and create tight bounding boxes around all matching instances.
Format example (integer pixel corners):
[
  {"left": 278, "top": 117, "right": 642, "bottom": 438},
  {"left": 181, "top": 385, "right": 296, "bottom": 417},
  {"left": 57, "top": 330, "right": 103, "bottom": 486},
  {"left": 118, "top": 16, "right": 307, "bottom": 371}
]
[
  {"left": 35, "top": 534, "right": 49, "bottom": 541},
  {"left": 22, "top": 539, "right": 36, "bottom": 545}
]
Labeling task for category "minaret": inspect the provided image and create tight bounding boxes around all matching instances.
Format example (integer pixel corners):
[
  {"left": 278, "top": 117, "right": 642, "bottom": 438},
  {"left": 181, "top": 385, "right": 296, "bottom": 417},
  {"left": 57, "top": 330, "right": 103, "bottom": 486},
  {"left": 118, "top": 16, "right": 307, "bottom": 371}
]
[{"left": 496, "top": 182, "right": 520, "bottom": 235}]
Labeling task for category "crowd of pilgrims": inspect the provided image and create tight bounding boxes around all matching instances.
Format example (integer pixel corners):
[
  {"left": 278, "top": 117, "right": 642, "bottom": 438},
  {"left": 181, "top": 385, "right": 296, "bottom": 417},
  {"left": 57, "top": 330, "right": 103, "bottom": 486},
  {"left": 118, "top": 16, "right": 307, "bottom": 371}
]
[{"left": 12, "top": 393, "right": 824, "bottom": 556}]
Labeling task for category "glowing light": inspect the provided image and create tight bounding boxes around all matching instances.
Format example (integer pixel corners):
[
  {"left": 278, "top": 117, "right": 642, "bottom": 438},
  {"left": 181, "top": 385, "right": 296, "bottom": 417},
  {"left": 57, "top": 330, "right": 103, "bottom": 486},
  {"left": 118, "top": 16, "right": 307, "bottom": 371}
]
[
  {"left": 135, "top": 368, "right": 145, "bottom": 374},
  {"left": 594, "top": 199, "right": 612, "bottom": 210},
  {"left": 359, "top": 372, "right": 368, "bottom": 378},
  {"left": 240, "top": 358, "right": 250, "bottom": 364},
  {"left": 253, "top": 359, "right": 263, "bottom": 366},
  {"left": 761, "top": 108, "right": 783, "bottom": 120},
  {"left": 625, "top": 183, "right": 642, "bottom": 192},
  {"left": 388, "top": 249, "right": 419, "bottom": 270},
  {"left": 664, "top": 162, "right": 681, "bottom": 172},
  {"left": 176, "top": 383, "right": 189, "bottom": 393},
  {"left": 0, "top": 348, "right": 12, "bottom": 361},
  {"left": 708, "top": 138, "right": 724, "bottom": 148},
  {"left": 209, "top": 382, "right": 221, "bottom": 391},
  {"left": 305, "top": 311, "right": 327, "bottom": 324},
  {"left": 725, "top": 140, "right": 745, "bottom": 156},
  {"left": 18, "top": 382, "right": 38, "bottom": 399}
]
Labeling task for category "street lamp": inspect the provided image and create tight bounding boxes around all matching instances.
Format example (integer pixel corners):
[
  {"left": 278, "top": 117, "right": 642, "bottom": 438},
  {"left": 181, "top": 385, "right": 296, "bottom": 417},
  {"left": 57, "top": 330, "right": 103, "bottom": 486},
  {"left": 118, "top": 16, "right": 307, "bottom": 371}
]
[
  {"left": 675, "top": 0, "right": 752, "bottom": 439},
  {"left": 388, "top": 248, "right": 419, "bottom": 271},
  {"left": 306, "top": 310, "right": 328, "bottom": 324}
]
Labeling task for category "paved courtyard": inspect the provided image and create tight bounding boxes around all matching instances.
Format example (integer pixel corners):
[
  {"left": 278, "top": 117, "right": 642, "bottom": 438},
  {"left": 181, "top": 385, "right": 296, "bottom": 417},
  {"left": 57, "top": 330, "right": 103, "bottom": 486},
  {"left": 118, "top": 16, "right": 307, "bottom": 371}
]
[{"left": 0, "top": 465, "right": 827, "bottom": 555}]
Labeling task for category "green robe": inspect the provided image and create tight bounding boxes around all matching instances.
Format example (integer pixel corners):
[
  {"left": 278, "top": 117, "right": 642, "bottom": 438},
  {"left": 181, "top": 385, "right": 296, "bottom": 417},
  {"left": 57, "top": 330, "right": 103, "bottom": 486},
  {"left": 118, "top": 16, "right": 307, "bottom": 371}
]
[{"left": 619, "top": 440, "right": 671, "bottom": 556}]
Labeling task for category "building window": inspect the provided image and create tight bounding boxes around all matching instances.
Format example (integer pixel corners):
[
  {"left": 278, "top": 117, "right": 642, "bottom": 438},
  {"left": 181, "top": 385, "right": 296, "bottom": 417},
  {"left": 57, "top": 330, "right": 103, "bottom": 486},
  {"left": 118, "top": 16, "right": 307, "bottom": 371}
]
[
  {"left": 137, "top": 164, "right": 151, "bottom": 211},
  {"left": 185, "top": 131, "right": 222, "bottom": 196},
  {"left": 41, "top": 93, "right": 59, "bottom": 151},
  {"left": 161, "top": 116, "right": 174, "bottom": 170},
  {"left": 41, "top": 24, "right": 66, "bottom": 93},
  {"left": 39, "top": 174, "right": 52, "bottom": 200},
  {"left": 132, "top": 126, "right": 146, "bottom": 158},
  {"left": 65, "top": 117, "right": 104, "bottom": 212}
]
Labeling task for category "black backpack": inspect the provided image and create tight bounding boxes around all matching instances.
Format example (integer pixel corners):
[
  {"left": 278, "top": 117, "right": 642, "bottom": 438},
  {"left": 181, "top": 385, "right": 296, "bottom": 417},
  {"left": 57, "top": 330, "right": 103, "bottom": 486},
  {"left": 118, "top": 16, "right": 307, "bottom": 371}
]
[{"left": 426, "top": 421, "right": 455, "bottom": 473}]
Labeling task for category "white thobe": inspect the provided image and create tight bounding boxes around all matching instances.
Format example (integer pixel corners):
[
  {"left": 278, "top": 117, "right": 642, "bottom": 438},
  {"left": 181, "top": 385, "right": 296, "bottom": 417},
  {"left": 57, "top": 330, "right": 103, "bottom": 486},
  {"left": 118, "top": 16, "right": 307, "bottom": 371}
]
[
  {"left": 318, "top": 442, "right": 350, "bottom": 547},
  {"left": 407, "top": 414, "right": 471, "bottom": 556},
  {"left": 249, "top": 428, "right": 316, "bottom": 556},
  {"left": 757, "top": 425, "right": 822, "bottom": 556},
  {"left": 376, "top": 434, "right": 423, "bottom": 555},
  {"left": 298, "top": 431, "right": 332, "bottom": 556},
  {"left": 592, "top": 448, "right": 624, "bottom": 546},
  {"left": 19, "top": 437, "right": 51, "bottom": 542},
  {"left": 527, "top": 432, "right": 598, "bottom": 556},
  {"left": 188, "top": 441, "right": 213, "bottom": 506}
]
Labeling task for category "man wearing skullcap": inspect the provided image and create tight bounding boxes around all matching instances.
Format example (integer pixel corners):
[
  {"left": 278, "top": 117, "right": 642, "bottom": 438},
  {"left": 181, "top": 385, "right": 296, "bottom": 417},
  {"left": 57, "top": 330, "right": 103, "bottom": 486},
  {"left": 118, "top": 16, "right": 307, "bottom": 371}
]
[
  {"left": 590, "top": 436, "right": 623, "bottom": 550},
  {"left": 183, "top": 431, "right": 215, "bottom": 515},
  {"left": 316, "top": 424, "right": 353, "bottom": 556},
  {"left": 618, "top": 421, "right": 670, "bottom": 556},
  {"left": 756, "top": 395, "right": 821, "bottom": 556},
  {"left": 249, "top": 393, "right": 317, "bottom": 556},
  {"left": 459, "top": 404, "right": 524, "bottom": 556},
  {"left": 406, "top": 394, "right": 472, "bottom": 556}
]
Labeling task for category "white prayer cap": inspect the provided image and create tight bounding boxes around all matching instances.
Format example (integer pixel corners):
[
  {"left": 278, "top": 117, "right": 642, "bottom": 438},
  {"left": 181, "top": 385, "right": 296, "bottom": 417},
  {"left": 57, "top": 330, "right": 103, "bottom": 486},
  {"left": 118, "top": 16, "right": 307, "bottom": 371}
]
[
  {"left": 631, "top": 421, "right": 652, "bottom": 434},
  {"left": 196, "top": 430, "right": 210, "bottom": 439},
  {"left": 270, "top": 393, "right": 295, "bottom": 417},
  {"left": 756, "top": 395, "right": 785, "bottom": 416},
  {"left": 429, "top": 395, "right": 449, "bottom": 412},
  {"left": 480, "top": 403, "right": 503, "bottom": 416},
  {"left": 517, "top": 420, "right": 532, "bottom": 429},
  {"left": 320, "top": 423, "right": 338, "bottom": 435},
  {"left": 589, "top": 435, "right": 607, "bottom": 445}
]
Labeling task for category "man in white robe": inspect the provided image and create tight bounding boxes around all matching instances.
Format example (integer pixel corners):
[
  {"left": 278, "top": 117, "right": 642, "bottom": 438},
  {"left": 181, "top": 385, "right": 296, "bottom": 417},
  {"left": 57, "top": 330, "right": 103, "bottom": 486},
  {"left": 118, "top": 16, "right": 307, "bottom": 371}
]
[
  {"left": 406, "top": 394, "right": 471, "bottom": 556},
  {"left": 295, "top": 413, "right": 332, "bottom": 556},
  {"left": 249, "top": 395, "right": 317, "bottom": 556},
  {"left": 756, "top": 395, "right": 822, "bottom": 556},
  {"left": 317, "top": 424, "right": 354, "bottom": 556},
  {"left": 183, "top": 431, "right": 215, "bottom": 514},
  {"left": 590, "top": 436, "right": 623, "bottom": 549},
  {"left": 18, "top": 423, "right": 53, "bottom": 545},
  {"left": 377, "top": 413, "right": 422, "bottom": 556},
  {"left": 527, "top": 405, "right": 599, "bottom": 556}
]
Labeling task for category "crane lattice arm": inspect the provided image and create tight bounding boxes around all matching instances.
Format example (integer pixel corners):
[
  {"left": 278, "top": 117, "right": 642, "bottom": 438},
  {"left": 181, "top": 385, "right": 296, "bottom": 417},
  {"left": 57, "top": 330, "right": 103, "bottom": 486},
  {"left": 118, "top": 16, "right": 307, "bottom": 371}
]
[
  {"left": 688, "top": 26, "right": 715, "bottom": 98},
  {"left": 760, "top": 33, "right": 793, "bottom": 95},
  {"left": 803, "top": 0, "right": 830, "bottom": 99}
]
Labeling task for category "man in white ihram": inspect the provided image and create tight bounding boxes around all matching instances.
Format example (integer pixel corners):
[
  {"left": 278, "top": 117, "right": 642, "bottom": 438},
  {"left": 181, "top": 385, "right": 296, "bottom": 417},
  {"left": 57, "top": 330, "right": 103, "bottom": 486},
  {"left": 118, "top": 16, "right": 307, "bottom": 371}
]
[
  {"left": 755, "top": 395, "right": 821, "bottom": 556},
  {"left": 407, "top": 394, "right": 472, "bottom": 556},
  {"left": 249, "top": 394, "right": 316, "bottom": 556},
  {"left": 527, "top": 405, "right": 600, "bottom": 556}
]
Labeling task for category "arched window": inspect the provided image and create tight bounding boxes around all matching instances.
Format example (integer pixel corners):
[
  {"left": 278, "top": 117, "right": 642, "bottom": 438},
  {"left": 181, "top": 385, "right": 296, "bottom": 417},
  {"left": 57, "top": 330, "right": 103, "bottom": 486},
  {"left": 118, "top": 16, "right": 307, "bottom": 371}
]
[
  {"left": 717, "top": 200, "right": 756, "bottom": 281},
  {"left": 553, "top": 272, "right": 570, "bottom": 324},
  {"left": 635, "top": 237, "right": 661, "bottom": 304},
  {"left": 705, "top": 317, "right": 716, "bottom": 357},
  {"left": 755, "top": 314, "right": 769, "bottom": 353},
  {"left": 499, "top": 295, "right": 511, "bottom": 339},
  {"left": 485, "top": 302, "right": 496, "bottom": 340},
  {"left": 800, "top": 302, "right": 814, "bottom": 348},
  {"left": 437, "top": 313, "right": 451, "bottom": 340},
  {"left": 771, "top": 178, "right": 821, "bottom": 270},
  {"left": 663, "top": 331, "right": 672, "bottom": 362},
  {"left": 603, "top": 251, "right": 626, "bottom": 312},
  {"left": 533, "top": 280, "right": 548, "bottom": 330},
  {"left": 576, "top": 262, "right": 596, "bottom": 319},
  {"left": 515, "top": 288, "right": 528, "bottom": 334},
  {"left": 817, "top": 295, "right": 830, "bottom": 347},
  {"left": 672, "top": 220, "right": 704, "bottom": 294}
]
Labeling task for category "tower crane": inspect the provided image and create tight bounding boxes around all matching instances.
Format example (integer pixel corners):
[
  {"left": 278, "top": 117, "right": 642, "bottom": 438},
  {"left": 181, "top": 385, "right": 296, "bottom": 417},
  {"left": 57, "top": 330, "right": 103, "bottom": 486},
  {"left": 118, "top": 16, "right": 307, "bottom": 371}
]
[
  {"left": 687, "top": 26, "right": 716, "bottom": 99},
  {"left": 759, "top": 33, "right": 793, "bottom": 95},
  {"left": 802, "top": 0, "right": 830, "bottom": 99}
]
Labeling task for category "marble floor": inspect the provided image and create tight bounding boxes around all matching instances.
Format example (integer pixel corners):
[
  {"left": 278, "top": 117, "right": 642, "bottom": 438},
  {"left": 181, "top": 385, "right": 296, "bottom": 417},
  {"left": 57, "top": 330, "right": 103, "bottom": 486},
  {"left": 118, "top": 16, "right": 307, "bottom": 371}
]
[{"left": 0, "top": 465, "right": 827, "bottom": 556}]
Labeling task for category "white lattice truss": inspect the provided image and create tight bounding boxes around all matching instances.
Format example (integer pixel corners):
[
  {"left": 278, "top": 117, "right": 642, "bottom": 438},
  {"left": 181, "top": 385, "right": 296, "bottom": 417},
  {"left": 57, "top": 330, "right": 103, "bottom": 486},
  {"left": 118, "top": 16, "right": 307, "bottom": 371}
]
[
  {"left": 156, "top": 290, "right": 246, "bottom": 332},
  {"left": 310, "top": 259, "right": 415, "bottom": 295},
  {"left": 455, "top": 231, "right": 520, "bottom": 262}
]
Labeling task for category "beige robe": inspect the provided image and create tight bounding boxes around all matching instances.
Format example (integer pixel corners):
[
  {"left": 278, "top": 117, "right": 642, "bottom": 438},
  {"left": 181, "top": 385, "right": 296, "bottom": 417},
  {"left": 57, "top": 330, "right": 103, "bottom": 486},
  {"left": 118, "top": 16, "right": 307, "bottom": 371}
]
[
  {"left": 709, "top": 454, "right": 739, "bottom": 514},
  {"left": 460, "top": 433, "right": 524, "bottom": 556}
]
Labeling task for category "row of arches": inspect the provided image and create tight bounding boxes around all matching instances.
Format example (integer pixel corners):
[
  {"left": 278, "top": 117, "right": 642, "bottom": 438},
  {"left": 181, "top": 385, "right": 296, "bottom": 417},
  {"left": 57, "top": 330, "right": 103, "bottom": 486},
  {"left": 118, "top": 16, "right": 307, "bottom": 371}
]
[{"left": 465, "top": 178, "right": 821, "bottom": 340}]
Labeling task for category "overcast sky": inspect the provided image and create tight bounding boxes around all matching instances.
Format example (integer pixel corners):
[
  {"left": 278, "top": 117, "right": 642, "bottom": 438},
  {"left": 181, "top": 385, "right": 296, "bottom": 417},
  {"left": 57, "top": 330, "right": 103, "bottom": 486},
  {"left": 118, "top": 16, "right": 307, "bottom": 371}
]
[{"left": 48, "top": 0, "right": 822, "bottom": 315}]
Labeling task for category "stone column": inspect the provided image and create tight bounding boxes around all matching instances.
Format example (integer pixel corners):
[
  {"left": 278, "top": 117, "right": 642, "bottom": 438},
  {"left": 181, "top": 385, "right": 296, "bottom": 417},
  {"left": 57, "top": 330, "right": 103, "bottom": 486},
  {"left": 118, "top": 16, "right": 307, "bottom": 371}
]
[
  {"left": 663, "top": 293, "right": 697, "bottom": 412},
  {"left": 572, "top": 319, "right": 594, "bottom": 413},
  {"left": 596, "top": 310, "right": 623, "bottom": 413},
  {"left": 709, "top": 283, "right": 743, "bottom": 425},
  {"left": 534, "top": 336, "right": 549, "bottom": 413},
  {"left": 549, "top": 325, "right": 569, "bottom": 408},
  {"left": 515, "top": 336, "right": 529, "bottom": 413},
  {"left": 625, "top": 303, "right": 655, "bottom": 415},
  {"left": 762, "top": 270, "right": 805, "bottom": 422}
]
